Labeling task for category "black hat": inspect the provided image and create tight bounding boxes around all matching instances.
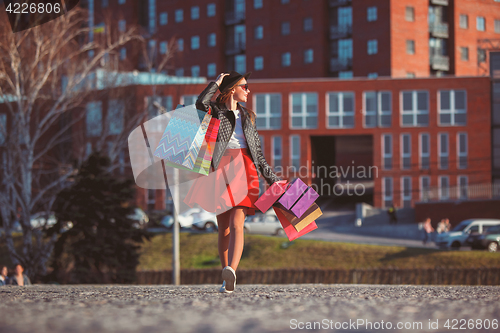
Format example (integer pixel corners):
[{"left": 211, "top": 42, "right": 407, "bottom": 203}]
[{"left": 218, "top": 71, "right": 252, "bottom": 94}]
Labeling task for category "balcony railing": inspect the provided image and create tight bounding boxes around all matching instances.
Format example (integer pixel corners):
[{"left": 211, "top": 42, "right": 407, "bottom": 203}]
[
  {"left": 430, "top": 55, "right": 450, "bottom": 71},
  {"left": 225, "top": 11, "right": 245, "bottom": 25},
  {"left": 429, "top": 22, "right": 449, "bottom": 38},
  {"left": 430, "top": 0, "right": 449, "bottom": 6},
  {"left": 330, "top": 25, "right": 352, "bottom": 39},
  {"left": 418, "top": 183, "right": 500, "bottom": 202},
  {"left": 225, "top": 41, "right": 246, "bottom": 55},
  {"left": 329, "top": 0, "right": 351, "bottom": 7},
  {"left": 330, "top": 57, "right": 352, "bottom": 72}
]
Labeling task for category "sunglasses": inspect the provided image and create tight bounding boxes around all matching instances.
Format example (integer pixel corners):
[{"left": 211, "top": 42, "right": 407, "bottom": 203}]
[{"left": 237, "top": 83, "right": 249, "bottom": 91}]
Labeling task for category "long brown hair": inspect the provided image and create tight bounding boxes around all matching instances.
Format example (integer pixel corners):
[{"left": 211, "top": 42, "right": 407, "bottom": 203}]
[{"left": 215, "top": 80, "right": 256, "bottom": 124}]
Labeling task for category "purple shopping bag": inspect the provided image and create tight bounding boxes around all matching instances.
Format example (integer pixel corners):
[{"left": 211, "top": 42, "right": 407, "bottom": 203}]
[
  {"left": 278, "top": 178, "right": 308, "bottom": 210},
  {"left": 290, "top": 187, "right": 320, "bottom": 218}
]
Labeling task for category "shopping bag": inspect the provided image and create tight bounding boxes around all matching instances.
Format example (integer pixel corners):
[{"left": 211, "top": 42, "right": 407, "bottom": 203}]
[
  {"left": 276, "top": 203, "right": 322, "bottom": 232},
  {"left": 278, "top": 178, "right": 320, "bottom": 218},
  {"left": 273, "top": 206, "right": 318, "bottom": 241},
  {"left": 278, "top": 178, "right": 308, "bottom": 210},
  {"left": 290, "top": 187, "right": 320, "bottom": 218},
  {"left": 254, "top": 180, "right": 287, "bottom": 213}
]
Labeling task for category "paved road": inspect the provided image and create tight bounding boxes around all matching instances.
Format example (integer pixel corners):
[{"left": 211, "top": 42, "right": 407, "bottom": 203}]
[{"left": 1, "top": 284, "right": 499, "bottom": 333}]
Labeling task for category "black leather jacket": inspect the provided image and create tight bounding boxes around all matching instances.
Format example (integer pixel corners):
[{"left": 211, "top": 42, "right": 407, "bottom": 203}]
[{"left": 196, "top": 82, "right": 280, "bottom": 185}]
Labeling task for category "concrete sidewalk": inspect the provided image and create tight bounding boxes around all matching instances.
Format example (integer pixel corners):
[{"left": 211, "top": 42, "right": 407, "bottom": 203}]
[{"left": 1, "top": 285, "right": 499, "bottom": 333}]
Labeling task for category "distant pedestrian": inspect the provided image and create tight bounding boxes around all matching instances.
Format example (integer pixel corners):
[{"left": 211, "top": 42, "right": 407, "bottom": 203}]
[
  {"left": 422, "top": 218, "right": 434, "bottom": 245},
  {"left": 8, "top": 264, "right": 31, "bottom": 286},
  {"left": 0, "top": 266, "right": 9, "bottom": 286},
  {"left": 444, "top": 218, "right": 451, "bottom": 232},
  {"left": 436, "top": 219, "right": 446, "bottom": 234},
  {"left": 387, "top": 205, "right": 398, "bottom": 224}
]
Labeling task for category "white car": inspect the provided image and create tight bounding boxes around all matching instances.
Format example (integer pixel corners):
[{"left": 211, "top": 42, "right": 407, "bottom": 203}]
[
  {"left": 244, "top": 211, "right": 284, "bottom": 236},
  {"left": 161, "top": 208, "right": 216, "bottom": 230},
  {"left": 127, "top": 208, "right": 149, "bottom": 229},
  {"left": 30, "top": 212, "right": 57, "bottom": 229},
  {"left": 435, "top": 219, "right": 500, "bottom": 249}
]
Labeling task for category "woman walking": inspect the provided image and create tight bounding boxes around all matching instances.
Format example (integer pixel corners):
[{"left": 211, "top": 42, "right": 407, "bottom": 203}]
[{"left": 185, "top": 71, "right": 281, "bottom": 293}]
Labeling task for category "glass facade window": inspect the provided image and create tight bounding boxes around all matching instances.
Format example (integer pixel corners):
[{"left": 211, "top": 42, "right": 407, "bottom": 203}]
[
  {"left": 304, "top": 17, "right": 313, "bottom": 31},
  {"left": 459, "top": 14, "right": 468, "bottom": 29},
  {"left": 457, "top": 132, "right": 468, "bottom": 169},
  {"left": 107, "top": 100, "right": 124, "bottom": 135},
  {"left": 118, "top": 20, "right": 126, "bottom": 32},
  {"left": 160, "top": 41, "right": 167, "bottom": 54},
  {"left": 208, "top": 33, "right": 216, "bottom": 47},
  {"left": 367, "top": 40, "right": 378, "bottom": 55},
  {"left": 363, "top": 91, "right": 391, "bottom": 128},
  {"left": 207, "top": 3, "right": 216, "bottom": 17},
  {"left": 282, "top": 52, "right": 291, "bottom": 67},
  {"left": 304, "top": 49, "right": 313, "bottom": 64},
  {"left": 382, "top": 177, "right": 393, "bottom": 207},
  {"left": 382, "top": 134, "right": 392, "bottom": 170},
  {"left": 207, "top": 63, "right": 216, "bottom": 77},
  {"left": 405, "top": 6, "right": 415, "bottom": 22},
  {"left": 460, "top": 47, "right": 469, "bottom": 61},
  {"left": 419, "top": 133, "right": 430, "bottom": 170},
  {"left": 148, "top": 0, "right": 156, "bottom": 33},
  {"left": 235, "top": 55, "right": 246, "bottom": 73},
  {"left": 477, "top": 17, "right": 485, "bottom": 31},
  {"left": 401, "top": 177, "right": 412, "bottom": 208},
  {"left": 439, "top": 90, "right": 466, "bottom": 126},
  {"left": 367, "top": 6, "right": 377, "bottom": 22},
  {"left": 175, "top": 68, "right": 184, "bottom": 76},
  {"left": 495, "top": 19, "right": 500, "bottom": 33},
  {"left": 177, "top": 38, "right": 184, "bottom": 51},
  {"left": 327, "top": 92, "right": 355, "bottom": 128},
  {"left": 438, "top": 133, "right": 449, "bottom": 169},
  {"left": 255, "top": 25, "right": 263, "bottom": 39},
  {"left": 182, "top": 95, "right": 197, "bottom": 105},
  {"left": 254, "top": 56, "right": 264, "bottom": 71},
  {"left": 191, "top": 36, "right": 200, "bottom": 50},
  {"left": 281, "top": 22, "right": 290, "bottom": 35},
  {"left": 420, "top": 176, "right": 430, "bottom": 202},
  {"left": 0, "top": 113, "right": 6, "bottom": 145},
  {"left": 160, "top": 12, "right": 167, "bottom": 25},
  {"left": 191, "top": 66, "right": 200, "bottom": 77},
  {"left": 401, "top": 134, "right": 411, "bottom": 170},
  {"left": 290, "top": 93, "right": 318, "bottom": 129},
  {"left": 120, "top": 47, "right": 126, "bottom": 60},
  {"left": 86, "top": 101, "right": 102, "bottom": 137},
  {"left": 439, "top": 176, "right": 450, "bottom": 200},
  {"left": 290, "top": 135, "right": 301, "bottom": 170},
  {"left": 191, "top": 6, "right": 200, "bottom": 20},
  {"left": 272, "top": 136, "right": 282, "bottom": 168},
  {"left": 401, "top": 91, "right": 429, "bottom": 127},
  {"left": 254, "top": 0, "right": 263, "bottom": 9},
  {"left": 458, "top": 176, "right": 468, "bottom": 199},
  {"left": 255, "top": 93, "right": 281, "bottom": 130},
  {"left": 406, "top": 40, "right": 415, "bottom": 54},
  {"left": 175, "top": 9, "right": 183, "bottom": 22}
]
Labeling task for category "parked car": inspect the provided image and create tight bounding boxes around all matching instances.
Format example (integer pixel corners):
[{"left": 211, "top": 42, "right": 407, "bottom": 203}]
[
  {"left": 244, "top": 212, "right": 284, "bottom": 236},
  {"left": 435, "top": 219, "right": 500, "bottom": 249},
  {"left": 466, "top": 224, "right": 500, "bottom": 252},
  {"left": 30, "top": 212, "right": 57, "bottom": 229},
  {"left": 127, "top": 208, "right": 149, "bottom": 229},
  {"left": 160, "top": 208, "right": 216, "bottom": 230}
]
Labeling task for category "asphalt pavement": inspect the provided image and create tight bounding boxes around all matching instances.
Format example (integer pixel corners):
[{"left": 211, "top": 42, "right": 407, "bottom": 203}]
[{"left": 1, "top": 284, "right": 499, "bottom": 333}]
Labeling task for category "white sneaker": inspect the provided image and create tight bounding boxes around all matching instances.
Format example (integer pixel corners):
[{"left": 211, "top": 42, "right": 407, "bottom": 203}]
[
  {"left": 219, "top": 280, "right": 232, "bottom": 293},
  {"left": 221, "top": 266, "right": 236, "bottom": 292}
]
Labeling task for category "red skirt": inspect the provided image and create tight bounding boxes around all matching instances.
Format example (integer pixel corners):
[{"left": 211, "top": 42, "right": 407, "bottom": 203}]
[{"left": 183, "top": 148, "right": 260, "bottom": 216}]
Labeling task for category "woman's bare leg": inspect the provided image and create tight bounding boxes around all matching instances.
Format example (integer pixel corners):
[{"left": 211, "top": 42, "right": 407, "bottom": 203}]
[
  {"left": 228, "top": 206, "right": 248, "bottom": 271},
  {"left": 217, "top": 210, "right": 231, "bottom": 268}
]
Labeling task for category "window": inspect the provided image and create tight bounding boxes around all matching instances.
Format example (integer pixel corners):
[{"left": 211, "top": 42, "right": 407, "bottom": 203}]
[
  {"left": 401, "top": 177, "right": 412, "bottom": 208},
  {"left": 367, "top": 39, "right": 378, "bottom": 55},
  {"left": 459, "top": 14, "right": 468, "bottom": 29},
  {"left": 438, "top": 133, "right": 449, "bottom": 169},
  {"left": 439, "top": 90, "right": 466, "bottom": 126},
  {"left": 160, "top": 12, "right": 167, "bottom": 25},
  {"left": 281, "top": 22, "right": 290, "bottom": 35},
  {"left": 254, "top": 0, "right": 263, "bottom": 9},
  {"left": 272, "top": 136, "right": 282, "bottom": 168},
  {"left": 406, "top": 40, "right": 415, "bottom": 55},
  {"left": 281, "top": 0, "right": 289, "bottom": 3},
  {"left": 160, "top": 41, "right": 167, "bottom": 54},
  {"left": 191, "top": 6, "right": 199, "bottom": 20},
  {"left": 208, "top": 33, "right": 216, "bottom": 47},
  {"left": 401, "top": 134, "right": 411, "bottom": 170},
  {"left": 304, "top": 49, "right": 313, "bottom": 64},
  {"left": 207, "top": 63, "right": 216, "bottom": 77},
  {"left": 419, "top": 133, "right": 430, "bottom": 170},
  {"left": 182, "top": 95, "right": 197, "bottom": 105},
  {"left": 175, "top": 9, "right": 183, "bottom": 22},
  {"left": 495, "top": 19, "right": 500, "bottom": 33},
  {"left": 457, "top": 132, "right": 468, "bottom": 169},
  {"left": 255, "top": 94, "right": 281, "bottom": 130},
  {"left": 235, "top": 55, "right": 246, "bottom": 73},
  {"left": 120, "top": 47, "right": 126, "bottom": 60},
  {"left": 148, "top": 0, "right": 155, "bottom": 34},
  {"left": 401, "top": 91, "right": 429, "bottom": 127},
  {"left": 477, "top": 17, "right": 486, "bottom": 31},
  {"left": 207, "top": 3, "right": 216, "bottom": 17},
  {"left": 407, "top": 72, "right": 416, "bottom": 78},
  {"left": 458, "top": 176, "right": 468, "bottom": 200},
  {"left": 367, "top": 6, "right": 377, "bottom": 22},
  {"left": 175, "top": 68, "right": 184, "bottom": 77},
  {"left": 102, "top": 0, "right": 108, "bottom": 8},
  {"left": 304, "top": 17, "right": 313, "bottom": 31},
  {"left": 177, "top": 38, "right": 184, "bottom": 51},
  {"left": 420, "top": 176, "right": 430, "bottom": 202},
  {"left": 191, "top": 36, "right": 199, "bottom": 50},
  {"left": 382, "top": 134, "right": 392, "bottom": 170},
  {"left": 118, "top": 0, "right": 126, "bottom": 4},
  {"left": 363, "top": 91, "right": 391, "bottom": 128},
  {"left": 290, "top": 93, "right": 318, "bottom": 129},
  {"left": 368, "top": 73, "right": 378, "bottom": 78},
  {"left": 254, "top": 56, "right": 264, "bottom": 70},
  {"left": 460, "top": 47, "right": 469, "bottom": 61},
  {"left": 86, "top": 101, "right": 102, "bottom": 137},
  {"left": 439, "top": 176, "right": 450, "bottom": 200},
  {"left": 290, "top": 135, "right": 301, "bottom": 170},
  {"left": 107, "top": 100, "right": 124, "bottom": 135},
  {"left": 0, "top": 113, "right": 6, "bottom": 145},
  {"left": 255, "top": 25, "right": 263, "bottom": 39},
  {"left": 478, "top": 49, "right": 486, "bottom": 63},
  {"left": 191, "top": 66, "right": 200, "bottom": 77},
  {"left": 339, "top": 71, "right": 353, "bottom": 78},
  {"left": 282, "top": 52, "right": 291, "bottom": 67},
  {"left": 405, "top": 6, "right": 415, "bottom": 22},
  {"left": 382, "top": 177, "right": 393, "bottom": 207},
  {"left": 327, "top": 92, "right": 355, "bottom": 128},
  {"left": 118, "top": 20, "right": 126, "bottom": 32}
]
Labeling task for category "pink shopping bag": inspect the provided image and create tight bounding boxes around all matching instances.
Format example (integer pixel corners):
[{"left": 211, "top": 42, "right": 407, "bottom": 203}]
[
  {"left": 254, "top": 180, "right": 287, "bottom": 213},
  {"left": 273, "top": 206, "right": 318, "bottom": 241}
]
